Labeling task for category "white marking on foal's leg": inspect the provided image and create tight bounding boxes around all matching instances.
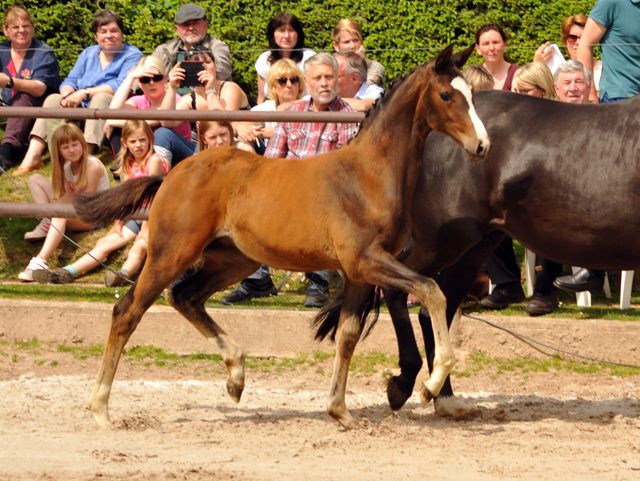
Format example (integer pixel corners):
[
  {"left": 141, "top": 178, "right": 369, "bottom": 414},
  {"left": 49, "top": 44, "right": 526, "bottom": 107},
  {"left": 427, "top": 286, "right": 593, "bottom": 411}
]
[
  {"left": 451, "top": 76, "right": 490, "bottom": 149},
  {"left": 414, "top": 282, "right": 456, "bottom": 404}
]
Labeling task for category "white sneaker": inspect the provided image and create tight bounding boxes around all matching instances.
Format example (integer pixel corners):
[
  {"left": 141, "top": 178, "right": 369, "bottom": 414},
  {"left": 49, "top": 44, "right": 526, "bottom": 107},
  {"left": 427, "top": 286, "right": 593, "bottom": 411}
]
[
  {"left": 24, "top": 218, "right": 51, "bottom": 241},
  {"left": 18, "top": 257, "right": 49, "bottom": 282}
]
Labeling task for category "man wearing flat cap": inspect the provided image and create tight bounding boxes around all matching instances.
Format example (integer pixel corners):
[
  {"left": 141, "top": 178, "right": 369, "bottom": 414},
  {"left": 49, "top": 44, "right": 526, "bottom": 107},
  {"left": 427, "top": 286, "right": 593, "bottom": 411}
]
[{"left": 153, "top": 3, "right": 232, "bottom": 86}]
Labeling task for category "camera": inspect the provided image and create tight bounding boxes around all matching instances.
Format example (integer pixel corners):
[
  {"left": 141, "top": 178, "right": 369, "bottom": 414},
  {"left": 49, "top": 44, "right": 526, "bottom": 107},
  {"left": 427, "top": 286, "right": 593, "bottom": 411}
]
[{"left": 181, "top": 61, "right": 205, "bottom": 87}]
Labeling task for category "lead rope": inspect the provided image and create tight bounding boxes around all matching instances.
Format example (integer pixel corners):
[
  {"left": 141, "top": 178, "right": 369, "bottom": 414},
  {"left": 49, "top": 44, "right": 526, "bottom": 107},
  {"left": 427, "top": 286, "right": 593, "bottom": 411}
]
[
  {"left": 462, "top": 311, "right": 640, "bottom": 369},
  {"left": 1, "top": 164, "right": 134, "bottom": 286}
]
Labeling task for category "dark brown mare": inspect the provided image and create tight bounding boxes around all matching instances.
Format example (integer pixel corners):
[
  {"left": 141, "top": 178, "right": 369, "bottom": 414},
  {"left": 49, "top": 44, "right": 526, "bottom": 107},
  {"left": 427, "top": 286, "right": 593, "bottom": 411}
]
[
  {"left": 315, "top": 88, "right": 640, "bottom": 419},
  {"left": 74, "top": 46, "right": 489, "bottom": 430}
]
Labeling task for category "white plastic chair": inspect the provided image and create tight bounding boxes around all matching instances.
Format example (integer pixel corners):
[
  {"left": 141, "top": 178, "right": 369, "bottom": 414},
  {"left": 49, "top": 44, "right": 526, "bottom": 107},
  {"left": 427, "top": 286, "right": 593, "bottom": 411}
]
[{"left": 524, "top": 249, "right": 634, "bottom": 309}]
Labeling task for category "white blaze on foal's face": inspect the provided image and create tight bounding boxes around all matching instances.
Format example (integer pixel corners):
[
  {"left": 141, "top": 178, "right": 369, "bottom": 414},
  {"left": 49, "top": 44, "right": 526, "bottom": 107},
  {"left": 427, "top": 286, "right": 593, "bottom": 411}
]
[{"left": 450, "top": 76, "right": 490, "bottom": 153}]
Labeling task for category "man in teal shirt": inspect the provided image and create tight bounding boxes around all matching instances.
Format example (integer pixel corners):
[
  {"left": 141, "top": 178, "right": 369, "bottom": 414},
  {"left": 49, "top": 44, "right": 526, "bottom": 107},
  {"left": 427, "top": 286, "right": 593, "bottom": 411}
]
[{"left": 577, "top": 0, "right": 640, "bottom": 103}]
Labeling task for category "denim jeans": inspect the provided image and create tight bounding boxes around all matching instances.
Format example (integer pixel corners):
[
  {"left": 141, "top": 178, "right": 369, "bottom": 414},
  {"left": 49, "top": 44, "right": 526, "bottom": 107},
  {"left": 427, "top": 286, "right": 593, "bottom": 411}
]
[
  {"left": 153, "top": 127, "right": 196, "bottom": 167},
  {"left": 601, "top": 92, "right": 628, "bottom": 104}
]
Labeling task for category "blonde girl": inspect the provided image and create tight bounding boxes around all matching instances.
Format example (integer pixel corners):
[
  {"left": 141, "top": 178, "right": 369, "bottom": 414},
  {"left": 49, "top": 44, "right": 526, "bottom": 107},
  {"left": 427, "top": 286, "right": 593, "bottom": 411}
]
[
  {"left": 32, "top": 120, "right": 169, "bottom": 286},
  {"left": 19, "top": 124, "right": 109, "bottom": 281},
  {"left": 512, "top": 62, "right": 559, "bottom": 100}
]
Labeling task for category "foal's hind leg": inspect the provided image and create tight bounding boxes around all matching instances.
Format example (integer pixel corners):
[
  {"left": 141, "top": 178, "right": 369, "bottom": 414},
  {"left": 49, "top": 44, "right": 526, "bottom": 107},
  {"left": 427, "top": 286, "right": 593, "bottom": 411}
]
[
  {"left": 326, "top": 278, "right": 374, "bottom": 430},
  {"left": 89, "top": 261, "right": 190, "bottom": 428},
  {"left": 167, "top": 240, "right": 261, "bottom": 403}
]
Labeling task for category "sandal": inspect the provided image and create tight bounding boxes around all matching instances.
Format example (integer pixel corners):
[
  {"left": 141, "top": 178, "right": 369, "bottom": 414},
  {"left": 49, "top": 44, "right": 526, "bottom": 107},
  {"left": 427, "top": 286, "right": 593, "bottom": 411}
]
[{"left": 13, "top": 160, "right": 45, "bottom": 176}]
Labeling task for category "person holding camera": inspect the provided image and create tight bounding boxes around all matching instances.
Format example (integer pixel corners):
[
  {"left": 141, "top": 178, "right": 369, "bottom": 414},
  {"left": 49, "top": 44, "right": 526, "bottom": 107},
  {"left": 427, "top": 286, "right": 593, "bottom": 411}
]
[
  {"left": 156, "top": 46, "right": 250, "bottom": 166},
  {"left": 152, "top": 4, "right": 231, "bottom": 95}
]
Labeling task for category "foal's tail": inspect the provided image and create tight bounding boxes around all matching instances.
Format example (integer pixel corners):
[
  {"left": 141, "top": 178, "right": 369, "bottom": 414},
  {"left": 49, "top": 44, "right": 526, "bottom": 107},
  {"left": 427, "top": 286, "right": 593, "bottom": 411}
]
[
  {"left": 311, "top": 284, "right": 382, "bottom": 342},
  {"left": 75, "top": 175, "right": 166, "bottom": 225}
]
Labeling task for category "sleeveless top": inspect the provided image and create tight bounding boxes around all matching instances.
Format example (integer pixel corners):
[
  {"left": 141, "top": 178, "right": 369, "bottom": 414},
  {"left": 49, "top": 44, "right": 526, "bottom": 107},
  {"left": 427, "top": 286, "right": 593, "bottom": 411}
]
[
  {"left": 502, "top": 63, "right": 519, "bottom": 91},
  {"left": 128, "top": 153, "right": 170, "bottom": 179},
  {"left": 64, "top": 156, "right": 110, "bottom": 195}
]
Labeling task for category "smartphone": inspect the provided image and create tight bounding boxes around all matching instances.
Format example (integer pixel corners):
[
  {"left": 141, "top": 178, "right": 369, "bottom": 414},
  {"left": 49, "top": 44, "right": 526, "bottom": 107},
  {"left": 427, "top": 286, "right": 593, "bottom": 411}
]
[{"left": 181, "top": 61, "right": 205, "bottom": 87}]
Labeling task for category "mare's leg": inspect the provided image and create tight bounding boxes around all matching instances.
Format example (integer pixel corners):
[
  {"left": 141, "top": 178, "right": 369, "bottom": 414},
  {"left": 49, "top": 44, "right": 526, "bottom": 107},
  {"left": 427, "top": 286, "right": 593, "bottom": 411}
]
[
  {"left": 385, "top": 288, "right": 422, "bottom": 410},
  {"left": 167, "top": 238, "right": 261, "bottom": 402},
  {"left": 326, "top": 278, "right": 374, "bottom": 430},
  {"left": 420, "top": 234, "right": 503, "bottom": 418}
]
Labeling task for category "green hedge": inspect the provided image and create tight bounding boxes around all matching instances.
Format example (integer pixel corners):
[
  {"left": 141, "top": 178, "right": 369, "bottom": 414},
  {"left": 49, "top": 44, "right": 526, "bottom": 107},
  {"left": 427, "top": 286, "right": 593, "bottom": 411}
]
[{"left": 1, "top": 0, "right": 597, "bottom": 97}]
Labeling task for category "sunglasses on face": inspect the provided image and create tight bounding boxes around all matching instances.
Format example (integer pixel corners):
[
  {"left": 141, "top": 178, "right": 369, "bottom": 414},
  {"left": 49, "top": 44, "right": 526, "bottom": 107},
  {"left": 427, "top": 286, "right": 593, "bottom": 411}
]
[
  {"left": 566, "top": 34, "right": 581, "bottom": 43},
  {"left": 139, "top": 74, "right": 165, "bottom": 84},
  {"left": 277, "top": 76, "right": 300, "bottom": 86}
]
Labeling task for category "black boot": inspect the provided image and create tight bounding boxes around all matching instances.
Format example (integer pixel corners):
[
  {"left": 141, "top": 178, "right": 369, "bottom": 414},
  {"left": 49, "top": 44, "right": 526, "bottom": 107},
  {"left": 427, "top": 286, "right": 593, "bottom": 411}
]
[{"left": 480, "top": 282, "right": 526, "bottom": 309}]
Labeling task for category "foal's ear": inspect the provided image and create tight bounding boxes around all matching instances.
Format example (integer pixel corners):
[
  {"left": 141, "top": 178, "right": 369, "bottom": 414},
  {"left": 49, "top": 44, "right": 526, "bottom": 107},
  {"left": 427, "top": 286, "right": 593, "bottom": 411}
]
[
  {"left": 451, "top": 45, "right": 475, "bottom": 70},
  {"left": 434, "top": 45, "right": 454, "bottom": 72}
]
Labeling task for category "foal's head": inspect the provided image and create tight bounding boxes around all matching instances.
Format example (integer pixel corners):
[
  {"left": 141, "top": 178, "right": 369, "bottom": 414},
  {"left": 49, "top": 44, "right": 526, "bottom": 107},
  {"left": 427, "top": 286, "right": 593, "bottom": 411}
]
[{"left": 419, "top": 45, "right": 490, "bottom": 159}]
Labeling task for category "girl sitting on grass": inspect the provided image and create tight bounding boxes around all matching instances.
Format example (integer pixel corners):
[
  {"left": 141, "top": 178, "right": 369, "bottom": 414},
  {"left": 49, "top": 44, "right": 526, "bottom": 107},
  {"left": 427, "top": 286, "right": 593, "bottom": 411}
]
[
  {"left": 19, "top": 124, "right": 109, "bottom": 281},
  {"left": 33, "top": 120, "right": 169, "bottom": 285}
]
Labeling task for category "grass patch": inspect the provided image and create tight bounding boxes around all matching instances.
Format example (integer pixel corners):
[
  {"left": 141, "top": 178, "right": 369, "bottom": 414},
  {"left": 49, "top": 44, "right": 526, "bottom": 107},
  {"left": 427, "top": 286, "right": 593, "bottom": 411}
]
[
  {"left": 451, "top": 350, "right": 640, "bottom": 379},
  {"left": 57, "top": 343, "right": 105, "bottom": 360}
]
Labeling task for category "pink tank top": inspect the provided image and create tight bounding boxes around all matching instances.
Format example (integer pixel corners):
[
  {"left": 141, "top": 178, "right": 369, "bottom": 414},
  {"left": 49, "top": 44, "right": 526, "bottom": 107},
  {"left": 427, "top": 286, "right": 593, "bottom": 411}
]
[{"left": 128, "top": 154, "right": 170, "bottom": 179}]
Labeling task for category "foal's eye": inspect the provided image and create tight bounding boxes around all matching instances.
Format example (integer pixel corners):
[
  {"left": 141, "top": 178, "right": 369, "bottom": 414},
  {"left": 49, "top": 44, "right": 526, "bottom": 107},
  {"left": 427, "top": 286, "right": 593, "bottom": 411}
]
[{"left": 440, "top": 92, "right": 452, "bottom": 102}]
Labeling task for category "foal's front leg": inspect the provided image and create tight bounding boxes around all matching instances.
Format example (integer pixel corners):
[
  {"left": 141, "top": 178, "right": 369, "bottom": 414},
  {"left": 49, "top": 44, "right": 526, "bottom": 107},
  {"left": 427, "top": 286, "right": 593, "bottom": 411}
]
[
  {"left": 351, "top": 249, "right": 456, "bottom": 404},
  {"left": 326, "top": 279, "right": 374, "bottom": 430}
]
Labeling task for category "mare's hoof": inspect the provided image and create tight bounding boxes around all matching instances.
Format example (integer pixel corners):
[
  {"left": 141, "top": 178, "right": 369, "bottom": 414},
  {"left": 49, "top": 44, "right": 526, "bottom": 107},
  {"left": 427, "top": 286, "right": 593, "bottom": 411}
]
[
  {"left": 226, "top": 382, "right": 244, "bottom": 403},
  {"left": 434, "top": 395, "right": 482, "bottom": 421},
  {"left": 386, "top": 376, "right": 412, "bottom": 411},
  {"left": 420, "top": 385, "right": 435, "bottom": 406}
]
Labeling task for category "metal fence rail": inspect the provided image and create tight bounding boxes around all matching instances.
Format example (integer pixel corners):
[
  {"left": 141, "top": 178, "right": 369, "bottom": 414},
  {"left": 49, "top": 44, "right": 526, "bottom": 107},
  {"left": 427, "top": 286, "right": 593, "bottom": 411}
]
[
  {"left": 0, "top": 107, "right": 366, "bottom": 124},
  {"left": 0, "top": 203, "right": 149, "bottom": 220}
]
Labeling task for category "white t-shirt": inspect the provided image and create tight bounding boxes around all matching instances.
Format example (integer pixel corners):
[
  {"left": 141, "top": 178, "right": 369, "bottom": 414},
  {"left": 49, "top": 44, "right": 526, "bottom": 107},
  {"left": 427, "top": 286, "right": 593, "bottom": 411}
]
[
  {"left": 355, "top": 82, "right": 384, "bottom": 100},
  {"left": 64, "top": 155, "right": 110, "bottom": 193},
  {"left": 255, "top": 49, "right": 316, "bottom": 97},
  {"left": 251, "top": 99, "right": 277, "bottom": 129}
]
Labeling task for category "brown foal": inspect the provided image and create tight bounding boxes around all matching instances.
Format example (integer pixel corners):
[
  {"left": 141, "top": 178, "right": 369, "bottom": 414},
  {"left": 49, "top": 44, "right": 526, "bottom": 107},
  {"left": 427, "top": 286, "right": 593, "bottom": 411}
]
[{"left": 75, "top": 45, "right": 489, "bottom": 430}]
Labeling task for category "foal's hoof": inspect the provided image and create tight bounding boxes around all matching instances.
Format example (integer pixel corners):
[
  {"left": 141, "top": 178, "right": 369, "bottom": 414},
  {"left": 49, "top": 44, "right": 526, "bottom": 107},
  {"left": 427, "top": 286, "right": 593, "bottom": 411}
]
[
  {"left": 420, "top": 385, "right": 435, "bottom": 406},
  {"left": 226, "top": 381, "right": 244, "bottom": 403},
  {"left": 386, "top": 376, "right": 412, "bottom": 411}
]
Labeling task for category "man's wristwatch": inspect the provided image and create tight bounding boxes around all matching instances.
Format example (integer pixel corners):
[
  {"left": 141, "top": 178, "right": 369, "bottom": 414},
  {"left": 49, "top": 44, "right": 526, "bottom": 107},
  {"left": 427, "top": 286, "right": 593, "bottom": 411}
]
[
  {"left": 83, "top": 88, "right": 90, "bottom": 99},
  {"left": 6, "top": 76, "right": 14, "bottom": 89}
]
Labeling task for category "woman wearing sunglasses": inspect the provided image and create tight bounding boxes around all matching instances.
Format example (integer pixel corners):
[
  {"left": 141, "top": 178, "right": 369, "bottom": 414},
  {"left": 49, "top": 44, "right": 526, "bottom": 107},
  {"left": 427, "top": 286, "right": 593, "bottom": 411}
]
[
  {"left": 248, "top": 58, "right": 305, "bottom": 147},
  {"left": 105, "top": 56, "right": 190, "bottom": 166},
  {"left": 534, "top": 15, "right": 602, "bottom": 96}
]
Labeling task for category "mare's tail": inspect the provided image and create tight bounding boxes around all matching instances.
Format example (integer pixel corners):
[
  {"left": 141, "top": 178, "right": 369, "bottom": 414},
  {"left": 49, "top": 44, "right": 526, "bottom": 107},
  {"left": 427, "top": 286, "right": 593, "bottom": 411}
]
[
  {"left": 311, "top": 284, "right": 382, "bottom": 342},
  {"left": 75, "top": 175, "right": 166, "bottom": 225}
]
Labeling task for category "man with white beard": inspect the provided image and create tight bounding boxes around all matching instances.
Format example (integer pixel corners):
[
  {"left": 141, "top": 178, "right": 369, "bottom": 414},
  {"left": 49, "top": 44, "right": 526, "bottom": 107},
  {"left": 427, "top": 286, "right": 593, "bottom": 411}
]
[{"left": 222, "top": 53, "right": 359, "bottom": 308}]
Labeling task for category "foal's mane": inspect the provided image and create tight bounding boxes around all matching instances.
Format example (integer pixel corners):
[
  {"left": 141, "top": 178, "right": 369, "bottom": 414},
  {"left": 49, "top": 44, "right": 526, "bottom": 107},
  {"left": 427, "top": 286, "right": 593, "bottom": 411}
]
[{"left": 355, "top": 62, "right": 427, "bottom": 134}]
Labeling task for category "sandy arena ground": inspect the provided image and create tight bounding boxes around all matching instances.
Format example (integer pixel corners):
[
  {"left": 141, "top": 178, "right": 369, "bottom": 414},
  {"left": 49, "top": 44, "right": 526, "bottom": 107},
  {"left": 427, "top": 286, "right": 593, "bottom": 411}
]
[{"left": 0, "top": 299, "right": 639, "bottom": 480}]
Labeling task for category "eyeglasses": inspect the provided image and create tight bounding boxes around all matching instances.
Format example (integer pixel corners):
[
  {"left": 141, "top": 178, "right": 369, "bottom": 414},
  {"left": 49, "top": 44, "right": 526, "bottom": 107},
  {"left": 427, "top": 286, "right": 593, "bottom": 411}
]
[
  {"left": 139, "top": 74, "right": 165, "bottom": 84},
  {"left": 566, "top": 34, "right": 581, "bottom": 43},
  {"left": 277, "top": 76, "right": 300, "bottom": 86},
  {"left": 7, "top": 23, "right": 32, "bottom": 32}
]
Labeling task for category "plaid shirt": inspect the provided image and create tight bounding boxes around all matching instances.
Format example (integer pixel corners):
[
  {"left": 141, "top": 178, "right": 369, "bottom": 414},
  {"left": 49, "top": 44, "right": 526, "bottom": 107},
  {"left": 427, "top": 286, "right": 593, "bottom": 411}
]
[{"left": 265, "top": 96, "right": 359, "bottom": 159}]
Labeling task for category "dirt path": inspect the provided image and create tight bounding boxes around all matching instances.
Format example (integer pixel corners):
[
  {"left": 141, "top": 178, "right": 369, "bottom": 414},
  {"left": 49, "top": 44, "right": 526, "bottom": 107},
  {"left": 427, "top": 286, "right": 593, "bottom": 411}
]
[{"left": 1, "top": 300, "right": 639, "bottom": 480}]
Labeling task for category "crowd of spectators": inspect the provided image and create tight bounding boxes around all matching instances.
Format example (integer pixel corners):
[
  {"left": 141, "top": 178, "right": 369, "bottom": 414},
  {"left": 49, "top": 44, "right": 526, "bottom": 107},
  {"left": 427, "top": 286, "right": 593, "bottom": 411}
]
[{"left": 3, "top": 0, "right": 639, "bottom": 311}]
